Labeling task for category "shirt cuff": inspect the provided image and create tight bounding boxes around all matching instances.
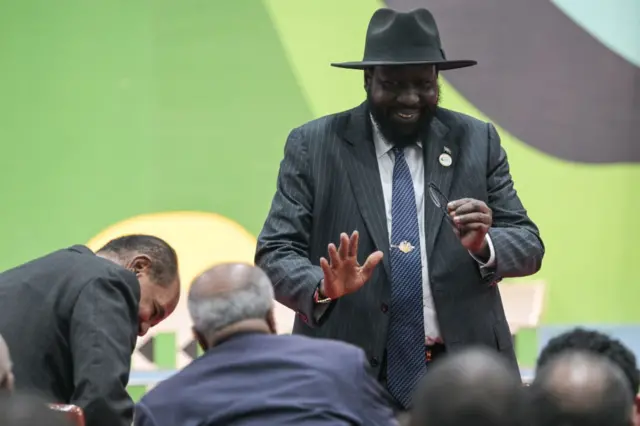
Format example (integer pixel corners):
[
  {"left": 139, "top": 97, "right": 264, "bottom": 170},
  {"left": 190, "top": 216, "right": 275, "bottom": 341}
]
[{"left": 469, "top": 234, "right": 496, "bottom": 268}]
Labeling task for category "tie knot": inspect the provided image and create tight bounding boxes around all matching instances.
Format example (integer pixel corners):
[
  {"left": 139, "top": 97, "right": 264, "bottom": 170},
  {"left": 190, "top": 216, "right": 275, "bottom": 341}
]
[{"left": 392, "top": 147, "right": 404, "bottom": 158}]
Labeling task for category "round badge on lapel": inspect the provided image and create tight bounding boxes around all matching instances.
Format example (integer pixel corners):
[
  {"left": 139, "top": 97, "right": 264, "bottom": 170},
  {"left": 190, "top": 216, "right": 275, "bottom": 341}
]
[{"left": 439, "top": 153, "right": 452, "bottom": 167}]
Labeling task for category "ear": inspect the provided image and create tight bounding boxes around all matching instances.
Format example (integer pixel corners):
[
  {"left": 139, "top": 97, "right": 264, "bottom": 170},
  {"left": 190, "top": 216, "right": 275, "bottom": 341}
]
[
  {"left": 192, "top": 327, "right": 208, "bottom": 352},
  {"left": 130, "top": 255, "right": 152, "bottom": 274},
  {"left": 266, "top": 309, "right": 277, "bottom": 334}
]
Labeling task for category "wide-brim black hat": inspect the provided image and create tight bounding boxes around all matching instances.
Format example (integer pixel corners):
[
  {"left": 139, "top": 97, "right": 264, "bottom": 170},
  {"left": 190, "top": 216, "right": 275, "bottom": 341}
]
[{"left": 331, "top": 8, "right": 477, "bottom": 71}]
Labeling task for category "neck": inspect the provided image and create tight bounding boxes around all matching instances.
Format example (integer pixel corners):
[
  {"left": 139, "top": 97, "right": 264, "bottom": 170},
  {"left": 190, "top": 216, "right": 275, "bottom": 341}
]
[
  {"left": 206, "top": 319, "right": 272, "bottom": 348},
  {"left": 96, "top": 252, "right": 122, "bottom": 266}
]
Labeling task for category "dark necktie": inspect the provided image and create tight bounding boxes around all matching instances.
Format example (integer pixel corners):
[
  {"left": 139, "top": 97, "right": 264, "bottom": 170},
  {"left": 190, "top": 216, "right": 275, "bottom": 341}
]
[{"left": 386, "top": 146, "right": 426, "bottom": 408}]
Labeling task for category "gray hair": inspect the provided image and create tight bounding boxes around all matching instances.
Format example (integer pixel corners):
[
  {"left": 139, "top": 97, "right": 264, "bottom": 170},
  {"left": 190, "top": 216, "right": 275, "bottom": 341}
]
[{"left": 187, "top": 265, "right": 274, "bottom": 341}]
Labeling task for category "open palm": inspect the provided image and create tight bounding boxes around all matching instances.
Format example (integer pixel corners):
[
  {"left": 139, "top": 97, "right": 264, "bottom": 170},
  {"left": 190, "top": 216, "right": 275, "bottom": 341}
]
[{"left": 319, "top": 231, "right": 384, "bottom": 300}]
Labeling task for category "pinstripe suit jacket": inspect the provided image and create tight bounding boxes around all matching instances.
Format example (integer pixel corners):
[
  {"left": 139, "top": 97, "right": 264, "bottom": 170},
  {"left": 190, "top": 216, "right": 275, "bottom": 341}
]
[{"left": 256, "top": 102, "right": 544, "bottom": 377}]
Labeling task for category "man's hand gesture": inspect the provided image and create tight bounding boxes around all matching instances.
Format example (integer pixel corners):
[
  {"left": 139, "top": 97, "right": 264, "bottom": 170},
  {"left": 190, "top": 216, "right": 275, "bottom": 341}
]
[
  {"left": 319, "top": 231, "right": 383, "bottom": 300},
  {"left": 448, "top": 198, "right": 492, "bottom": 258}
]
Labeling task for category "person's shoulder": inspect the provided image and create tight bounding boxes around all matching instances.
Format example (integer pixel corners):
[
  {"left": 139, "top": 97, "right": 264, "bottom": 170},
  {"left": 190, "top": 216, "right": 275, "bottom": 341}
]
[
  {"left": 65, "top": 247, "right": 140, "bottom": 301},
  {"left": 138, "top": 364, "right": 195, "bottom": 410},
  {"left": 0, "top": 245, "right": 105, "bottom": 285},
  {"left": 437, "top": 107, "right": 489, "bottom": 130},
  {"left": 69, "top": 247, "right": 136, "bottom": 281}
]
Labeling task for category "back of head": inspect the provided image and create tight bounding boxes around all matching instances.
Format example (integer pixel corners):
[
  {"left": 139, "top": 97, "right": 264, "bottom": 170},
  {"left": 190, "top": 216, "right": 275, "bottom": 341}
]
[
  {"left": 530, "top": 351, "right": 634, "bottom": 426},
  {"left": 0, "top": 392, "right": 72, "bottom": 426},
  {"left": 188, "top": 263, "right": 275, "bottom": 347},
  {"left": 537, "top": 328, "right": 639, "bottom": 398},
  {"left": 96, "top": 234, "right": 179, "bottom": 288},
  {"left": 410, "top": 347, "right": 526, "bottom": 426},
  {"left": 0, "top": 334, "right": 13, "bottom": 392}
]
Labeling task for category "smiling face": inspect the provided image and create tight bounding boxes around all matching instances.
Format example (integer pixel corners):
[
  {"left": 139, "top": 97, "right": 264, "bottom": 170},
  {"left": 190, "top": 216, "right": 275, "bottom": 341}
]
[{"left": 365, "top": 64, "right": 439, "bottom": 146}]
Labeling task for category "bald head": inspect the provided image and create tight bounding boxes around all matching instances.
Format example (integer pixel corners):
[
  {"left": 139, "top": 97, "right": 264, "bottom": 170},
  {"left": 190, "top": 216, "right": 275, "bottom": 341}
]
[
  {"left": 410, "top": 348, "right": 525, "bottom": 426},
  {"left": 188, "top": 263, "right": 275, "bottom": 347},
  {"left": 0, "top": 335, "right": 13, "bottom": 392},
  {"left": 530, "top": 351, "right": 634, "bottom": 426}
]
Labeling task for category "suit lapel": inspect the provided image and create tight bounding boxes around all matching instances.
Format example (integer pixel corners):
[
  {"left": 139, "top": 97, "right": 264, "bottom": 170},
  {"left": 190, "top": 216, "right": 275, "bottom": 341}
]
[
  {"left": 423, "top": 112, "right": 456, "bottom": 259},
  {"left": 340, "top": 103, "right": 391, "bottom": 279}
]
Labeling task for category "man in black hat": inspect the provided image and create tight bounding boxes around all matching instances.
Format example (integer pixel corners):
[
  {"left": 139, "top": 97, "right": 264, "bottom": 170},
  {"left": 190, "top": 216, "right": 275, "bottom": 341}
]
[{"left": 256, "top": 8, "right": 544, "bottom": 410}]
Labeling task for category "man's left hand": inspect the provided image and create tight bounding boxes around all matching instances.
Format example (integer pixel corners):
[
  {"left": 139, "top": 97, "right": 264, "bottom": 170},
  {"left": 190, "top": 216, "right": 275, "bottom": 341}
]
[{"left": 447, "top": 198, "right": 492, "bottom": 255}]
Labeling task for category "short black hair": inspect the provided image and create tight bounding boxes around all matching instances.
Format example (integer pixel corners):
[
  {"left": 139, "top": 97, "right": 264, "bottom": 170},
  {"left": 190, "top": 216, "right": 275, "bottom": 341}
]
[
  {"left": 530, "top": 351, "right": 634, "bottom": 426},
  {"left": 537, "top": 328, "right": 639, "bottom": 397},
  {"left": 97, "top": 235, "right": 178, "bottom": 287},
  {"left": 411, "top": 348, "right": 527, "bottom": 426}
]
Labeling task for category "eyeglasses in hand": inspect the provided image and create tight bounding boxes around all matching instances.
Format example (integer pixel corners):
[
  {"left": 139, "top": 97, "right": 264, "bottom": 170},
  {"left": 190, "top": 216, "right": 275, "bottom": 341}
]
[{"left": 427, "top": 182, "right": 457, "bottom": 231}]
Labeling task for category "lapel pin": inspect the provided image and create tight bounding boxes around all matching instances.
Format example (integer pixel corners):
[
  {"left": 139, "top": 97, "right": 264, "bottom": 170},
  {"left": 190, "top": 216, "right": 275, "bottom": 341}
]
[
  {"left": 439, "top": 152, "right": 452, "bottom": 167},
  {"left": 443, "top": 146, "right": 452, "bottom": 154}
]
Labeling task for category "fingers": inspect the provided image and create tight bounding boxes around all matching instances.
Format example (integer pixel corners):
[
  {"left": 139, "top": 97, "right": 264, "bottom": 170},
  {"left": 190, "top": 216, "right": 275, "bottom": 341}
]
[
  {"left": 337, "top": 232, "right": 349, "bottom": 259},
  {"left": 320, "top": 257, "right": 332, "bottom": 277},
  {"left": 458, "top": 222, "right": 488, "bottom": 232},
  {"left": 457, "top": 224, "right": 490, "bottom": 241},
  {"left": 448, "top": 198, "right": 491, "bottom": 215},
  {"left": 447, "top": 198, "right": 474, "bottom": 212},
  {"left": 347, "top": 231, "right": 359, "bottom": 258},
  {"left": 327, "top": 231, "right": 357, "bottom": 270},
  {"left": 361, "top": 251, "right": 384, "bottom": 279},
  {"left": 453, "top": 212, "right": 492, "bottom": 226},
  {"left": 331, "top": 232, "right": 359, "bottom": 260},
  {"left": 328, "top": 243, "right": 341, "bottom": 267},
  {"left": 320, "top": 257, "right": 333, "bottom": 285}
]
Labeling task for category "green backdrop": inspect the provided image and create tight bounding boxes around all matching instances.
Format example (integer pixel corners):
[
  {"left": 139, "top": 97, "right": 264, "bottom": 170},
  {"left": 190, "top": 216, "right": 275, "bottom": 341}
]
[{"left": 1, "top": 0, "right": 638, "bottom": 398}]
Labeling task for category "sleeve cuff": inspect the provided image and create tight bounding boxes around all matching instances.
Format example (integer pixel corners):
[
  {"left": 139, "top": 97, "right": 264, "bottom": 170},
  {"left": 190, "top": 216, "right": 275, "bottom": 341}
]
[{"left": 469, "top": 234, "right": 496, "bottom": 268}]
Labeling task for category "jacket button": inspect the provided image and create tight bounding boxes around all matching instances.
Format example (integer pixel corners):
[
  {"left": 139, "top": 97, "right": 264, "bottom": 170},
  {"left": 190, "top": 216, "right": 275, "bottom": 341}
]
[
  {"left": 380, "top": 303, "right": 388, "bottom": 313},
  {"left": 370, "top": 356, "right": 379, "bottom": 367}
]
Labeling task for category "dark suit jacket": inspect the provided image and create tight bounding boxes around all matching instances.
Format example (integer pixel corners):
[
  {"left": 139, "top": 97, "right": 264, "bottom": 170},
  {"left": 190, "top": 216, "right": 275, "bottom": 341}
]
[
  {"left": 0, "top": 245, "right": 139, "bottom": 426},
  {"left": 135, "top": 332, "right": 398, "bottom": 426},
  {"left": 256, "top": 103, "right": 544, "bottom": 377}
]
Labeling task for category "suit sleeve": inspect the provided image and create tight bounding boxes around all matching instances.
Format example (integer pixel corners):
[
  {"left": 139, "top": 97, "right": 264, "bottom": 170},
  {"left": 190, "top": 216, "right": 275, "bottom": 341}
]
[
  {"left": 255, "top": 127, "right": 329, "bottom": 327},
  {"left": 485, "top": 123, "right": 545, "bottom": 278},
  {"left": 353, "top": 350, "right": 400, "bottom": 426},
  {"left": 69, "top": 276, "right": 138, "bottom": 426}
]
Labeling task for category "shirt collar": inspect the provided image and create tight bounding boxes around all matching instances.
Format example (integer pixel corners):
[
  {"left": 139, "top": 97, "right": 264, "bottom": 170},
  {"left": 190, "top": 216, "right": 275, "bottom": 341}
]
[{"left": 370, "top": 116, "right": 422, "bottom": 159}]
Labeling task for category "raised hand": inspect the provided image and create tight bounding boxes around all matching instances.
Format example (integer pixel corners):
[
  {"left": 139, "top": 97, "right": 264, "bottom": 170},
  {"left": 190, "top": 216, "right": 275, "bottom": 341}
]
[
  {"left": 319, "top": 231, "right": 383, "bottom": 300},
  {"left": 447, "top": 198, "right": 492, "bottom": 255}
]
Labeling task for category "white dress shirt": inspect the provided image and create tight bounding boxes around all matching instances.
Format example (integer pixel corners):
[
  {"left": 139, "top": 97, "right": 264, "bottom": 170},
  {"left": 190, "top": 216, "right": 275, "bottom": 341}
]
[{"left": 371, "top": 122, "right": 495, "bottom": 343}]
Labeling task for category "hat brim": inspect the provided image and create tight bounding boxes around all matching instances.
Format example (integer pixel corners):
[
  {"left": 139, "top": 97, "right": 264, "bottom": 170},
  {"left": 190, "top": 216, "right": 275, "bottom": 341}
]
[{"left": 330, "top": 59, "right": 477, "bottom": 71}]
